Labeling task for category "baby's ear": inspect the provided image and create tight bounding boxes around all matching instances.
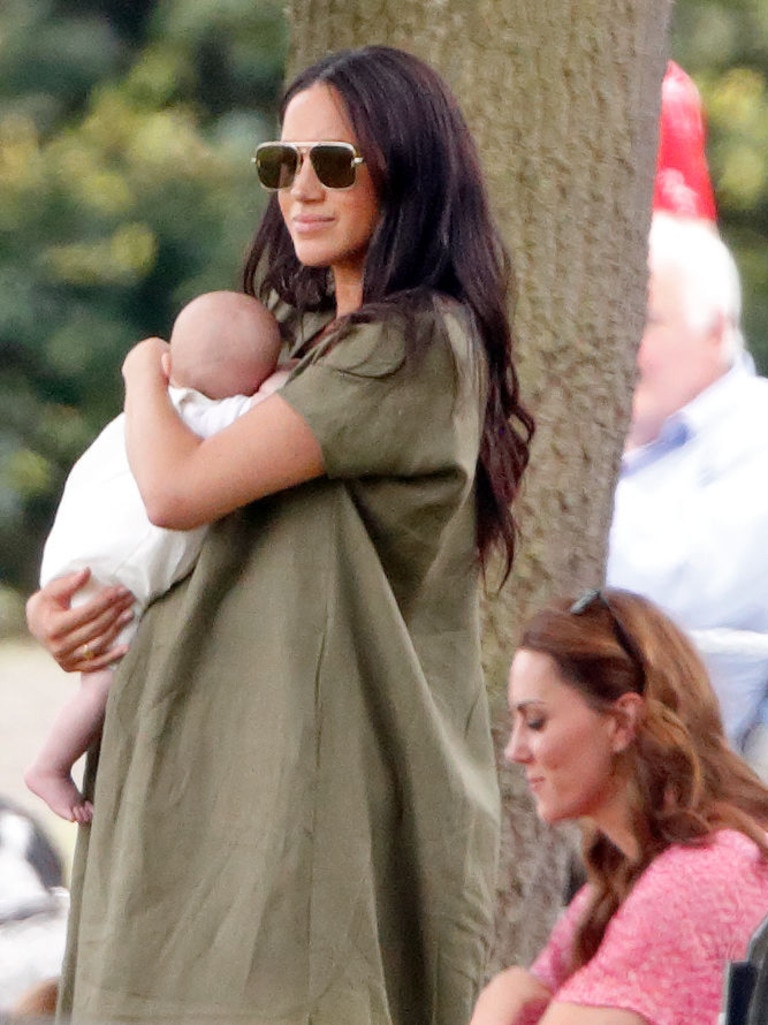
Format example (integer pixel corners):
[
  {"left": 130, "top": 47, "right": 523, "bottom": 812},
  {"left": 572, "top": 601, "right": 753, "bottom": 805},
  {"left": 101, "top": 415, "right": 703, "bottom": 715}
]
[{"left": 161, "top": 352, "right": 171, "bottom": 380}]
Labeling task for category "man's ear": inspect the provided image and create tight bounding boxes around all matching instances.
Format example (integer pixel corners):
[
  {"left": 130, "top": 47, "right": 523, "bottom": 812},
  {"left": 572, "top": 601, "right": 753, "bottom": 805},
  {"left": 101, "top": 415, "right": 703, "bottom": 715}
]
[
  {"left": 161, "top": 352, "right": 171, "bottom": 380},
  {"left": 707, "top": 310, "right": 730, "bottom": 366},
  {"left": 610, "top": 692, "right": 645, "bottom": 754}
]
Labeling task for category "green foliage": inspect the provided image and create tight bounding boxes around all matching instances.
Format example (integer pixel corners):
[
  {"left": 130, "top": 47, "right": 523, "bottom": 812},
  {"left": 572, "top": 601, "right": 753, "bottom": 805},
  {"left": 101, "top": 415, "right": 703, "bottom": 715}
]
[
  {"left": 0, "top": 0, "right": 288, "bottom": 592},
  {"left": 672, "top": 0, "right": 768, "bottom": 371}
]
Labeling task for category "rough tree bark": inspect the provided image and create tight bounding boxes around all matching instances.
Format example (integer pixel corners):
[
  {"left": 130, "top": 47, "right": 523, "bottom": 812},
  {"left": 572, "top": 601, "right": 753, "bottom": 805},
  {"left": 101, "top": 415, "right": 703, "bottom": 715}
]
[{"left": 284, "top": 0, "right": 672, "bottom": 971}]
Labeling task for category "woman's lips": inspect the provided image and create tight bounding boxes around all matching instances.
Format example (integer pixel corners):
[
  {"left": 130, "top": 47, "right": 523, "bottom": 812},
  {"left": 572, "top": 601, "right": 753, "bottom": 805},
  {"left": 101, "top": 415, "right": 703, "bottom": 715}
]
[{"left": 291, "top": 215, "right": 334, "bottom": 234}]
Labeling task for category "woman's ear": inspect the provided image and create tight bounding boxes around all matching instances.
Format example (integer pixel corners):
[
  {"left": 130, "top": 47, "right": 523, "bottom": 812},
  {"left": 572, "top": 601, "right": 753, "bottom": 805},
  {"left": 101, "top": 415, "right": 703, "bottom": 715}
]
[
  {"left": 161, "top": 351, "right": 171, "bottom": 381},
  {"left": 610, "top": 692, "right": 645, "bottom": 754}
]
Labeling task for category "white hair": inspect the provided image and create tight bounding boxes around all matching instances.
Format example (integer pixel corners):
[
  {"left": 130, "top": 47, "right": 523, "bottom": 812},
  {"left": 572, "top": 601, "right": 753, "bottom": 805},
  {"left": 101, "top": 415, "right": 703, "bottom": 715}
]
[{"left": 648, "top": 212, "right": 745, "bottom": 365}]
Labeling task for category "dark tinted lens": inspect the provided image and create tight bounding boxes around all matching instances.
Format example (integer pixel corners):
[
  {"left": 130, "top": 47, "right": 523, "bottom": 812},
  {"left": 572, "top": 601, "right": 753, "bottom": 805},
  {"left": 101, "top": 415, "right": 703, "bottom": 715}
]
[
  {"left": 255, "top": 144, "right": 299, "bottom": 190},
  {"left": 310, "top": 144, "right": 357, "bottom": 188}
]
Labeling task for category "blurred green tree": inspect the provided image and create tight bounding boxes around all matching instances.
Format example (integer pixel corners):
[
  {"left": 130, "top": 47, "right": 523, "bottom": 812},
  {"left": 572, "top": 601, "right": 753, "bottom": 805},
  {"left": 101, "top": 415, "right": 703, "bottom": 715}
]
[
  {"left": 672, "top": 0, "right": 768, "bottom": 370},
  {"left": 0, "top": 0, "right": 288, "bottom": 593}
]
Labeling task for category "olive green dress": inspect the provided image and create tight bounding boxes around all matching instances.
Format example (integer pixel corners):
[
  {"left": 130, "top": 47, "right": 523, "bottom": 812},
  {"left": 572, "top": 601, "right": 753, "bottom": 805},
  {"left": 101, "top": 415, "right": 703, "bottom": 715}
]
[{"left": 59, "top": 295, "right": 501, "bottom": 1025}]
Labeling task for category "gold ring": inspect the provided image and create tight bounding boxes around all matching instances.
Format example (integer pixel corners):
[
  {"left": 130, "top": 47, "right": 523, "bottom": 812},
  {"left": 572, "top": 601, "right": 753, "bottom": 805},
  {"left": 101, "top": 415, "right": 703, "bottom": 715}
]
[{"left": 81, "top": 643, "right": 95, "bottom": 661}]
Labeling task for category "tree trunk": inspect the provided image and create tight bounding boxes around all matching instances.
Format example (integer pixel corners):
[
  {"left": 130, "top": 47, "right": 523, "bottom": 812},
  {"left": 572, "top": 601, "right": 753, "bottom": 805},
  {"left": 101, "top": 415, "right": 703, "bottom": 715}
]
[{"left": 285, "top": 0, "right": 672, "bottom": 971}]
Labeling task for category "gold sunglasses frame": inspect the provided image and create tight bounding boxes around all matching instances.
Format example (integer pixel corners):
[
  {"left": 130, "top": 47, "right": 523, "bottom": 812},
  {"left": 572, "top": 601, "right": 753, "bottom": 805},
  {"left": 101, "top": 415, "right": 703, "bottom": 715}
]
[{"left": 252, "top": 140, "right": 365, "bottom": 191}]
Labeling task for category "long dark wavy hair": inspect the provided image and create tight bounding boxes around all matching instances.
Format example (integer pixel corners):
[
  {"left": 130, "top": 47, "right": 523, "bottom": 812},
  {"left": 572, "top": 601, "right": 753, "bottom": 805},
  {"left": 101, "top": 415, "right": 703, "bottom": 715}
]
[
  {"left": 242, "top": 45, "right": 533, "bottom": 580},
  {"left": 519, "top": 588, "right": 768, "bottom": 970}
]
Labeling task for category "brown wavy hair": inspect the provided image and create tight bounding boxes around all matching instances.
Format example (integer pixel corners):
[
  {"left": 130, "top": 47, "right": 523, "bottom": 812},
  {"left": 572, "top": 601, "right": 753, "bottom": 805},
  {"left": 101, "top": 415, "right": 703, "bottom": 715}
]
[{"left": 519, "top": 588, "right": 768, "bottom": 970}]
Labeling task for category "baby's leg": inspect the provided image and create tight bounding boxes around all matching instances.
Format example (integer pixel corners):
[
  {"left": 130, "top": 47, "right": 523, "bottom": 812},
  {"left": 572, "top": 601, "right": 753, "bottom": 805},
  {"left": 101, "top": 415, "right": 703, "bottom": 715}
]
[{"left": 25, "top": 668, "right": 113, "bottom": 823}]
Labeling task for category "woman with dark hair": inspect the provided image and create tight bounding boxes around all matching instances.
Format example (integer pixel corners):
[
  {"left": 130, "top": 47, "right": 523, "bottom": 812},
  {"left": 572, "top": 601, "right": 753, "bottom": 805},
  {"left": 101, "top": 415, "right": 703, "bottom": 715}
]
[
  {"left": 471, "top": 588, "right": 768, "bottom": 1025},
  {"left": 26, "top": 45, "right": 532, "bottom": 1024}
]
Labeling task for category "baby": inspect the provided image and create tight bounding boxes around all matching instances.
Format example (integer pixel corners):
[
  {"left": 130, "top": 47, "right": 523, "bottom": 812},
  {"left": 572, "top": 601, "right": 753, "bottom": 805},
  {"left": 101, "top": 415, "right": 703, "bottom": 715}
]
[{"left": 26, "top": 290, "right": 287, "bottom": 823}]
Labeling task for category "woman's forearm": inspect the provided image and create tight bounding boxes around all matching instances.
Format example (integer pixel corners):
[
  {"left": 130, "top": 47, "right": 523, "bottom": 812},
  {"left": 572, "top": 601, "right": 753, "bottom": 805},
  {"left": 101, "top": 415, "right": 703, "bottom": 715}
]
[
  {"left": 471, "top": 967, "right": 552, "bottom": 1025},
  {"left": 122, "top": 338, "right": 324, "bottom": 530}
]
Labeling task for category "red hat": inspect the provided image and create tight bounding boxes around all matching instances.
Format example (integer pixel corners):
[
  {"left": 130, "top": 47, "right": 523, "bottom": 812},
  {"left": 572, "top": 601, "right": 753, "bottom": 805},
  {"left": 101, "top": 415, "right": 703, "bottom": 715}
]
[{"left": 653, "top": 61, "right": 717, "bottom": 221}]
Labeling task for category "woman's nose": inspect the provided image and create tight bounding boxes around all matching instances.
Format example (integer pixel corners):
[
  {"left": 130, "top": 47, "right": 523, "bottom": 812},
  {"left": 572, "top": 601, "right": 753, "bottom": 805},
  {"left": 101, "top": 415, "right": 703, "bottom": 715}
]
[
  {"left": 290, "top": 152, "right": 323, "bottom": 199},
  {"left": 504, "top": 725, "right": 528, "bottom": 765}
]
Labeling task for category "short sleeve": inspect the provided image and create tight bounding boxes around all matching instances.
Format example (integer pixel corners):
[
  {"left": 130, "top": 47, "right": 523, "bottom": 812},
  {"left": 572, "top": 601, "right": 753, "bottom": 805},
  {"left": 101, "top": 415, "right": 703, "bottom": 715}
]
[
  {"left": 548, "top": 837, "right": 767, "bottom": 1025},
  {"left": 278, "top": 302, "right": 483, "bottom": 481}
]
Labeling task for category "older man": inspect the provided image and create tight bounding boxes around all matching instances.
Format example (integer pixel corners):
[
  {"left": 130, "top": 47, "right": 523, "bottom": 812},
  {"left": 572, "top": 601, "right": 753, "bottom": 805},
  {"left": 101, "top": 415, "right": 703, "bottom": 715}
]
[{"left": 607, "top": 212, "right": 768, "bottom": 767}]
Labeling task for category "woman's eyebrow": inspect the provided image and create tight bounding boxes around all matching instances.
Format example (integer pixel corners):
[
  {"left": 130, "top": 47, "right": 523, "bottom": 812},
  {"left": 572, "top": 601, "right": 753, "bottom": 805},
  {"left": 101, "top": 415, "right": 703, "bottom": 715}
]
[{"left": 511, "top": 698, "right": 547, "bottom": 713}]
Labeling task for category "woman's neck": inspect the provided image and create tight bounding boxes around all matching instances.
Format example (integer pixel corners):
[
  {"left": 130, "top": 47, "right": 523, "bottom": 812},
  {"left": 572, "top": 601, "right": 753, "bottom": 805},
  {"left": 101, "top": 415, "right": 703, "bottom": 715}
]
[{"left": 332, "top": 266, "right": 364, "bottom": 318}]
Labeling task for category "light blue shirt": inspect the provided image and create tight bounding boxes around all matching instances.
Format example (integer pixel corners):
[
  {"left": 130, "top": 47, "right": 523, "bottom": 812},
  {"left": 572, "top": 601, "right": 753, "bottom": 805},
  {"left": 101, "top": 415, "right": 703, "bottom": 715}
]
[{"left": 607, "top": 357, "right": 768, "bottom": 748}]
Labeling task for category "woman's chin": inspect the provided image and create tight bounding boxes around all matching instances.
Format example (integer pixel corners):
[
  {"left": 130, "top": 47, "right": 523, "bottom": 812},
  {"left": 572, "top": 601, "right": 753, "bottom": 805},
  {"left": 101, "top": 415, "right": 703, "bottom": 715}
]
[{"left": 534, "top": 801, "right": 570, "bottom": 827}]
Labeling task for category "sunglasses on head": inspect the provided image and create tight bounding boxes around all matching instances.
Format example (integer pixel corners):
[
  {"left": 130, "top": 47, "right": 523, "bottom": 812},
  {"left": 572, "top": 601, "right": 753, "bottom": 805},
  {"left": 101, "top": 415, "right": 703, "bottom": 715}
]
[
  {"left": 252, "top": 141, "right": 365, "bottom": 191},
  {"left": 569, "top": 588, "right": 647, "bottom": 692}
]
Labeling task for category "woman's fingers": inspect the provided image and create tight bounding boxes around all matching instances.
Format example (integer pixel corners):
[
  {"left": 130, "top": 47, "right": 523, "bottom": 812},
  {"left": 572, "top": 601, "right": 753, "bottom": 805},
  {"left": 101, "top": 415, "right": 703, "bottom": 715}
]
[
  {"left": 26, "top": 572, "right": 135, "bottom": 671},
  {"left": 66, "top": 642, "right": 130, "bottom": 674},
  {"left": 51, "top": 598, "right": 134, "bottom": 668},
  {"left": 59, "top": 582, "right": 134, "bottom": 635},
  {"left": 26, "top": 569, "right": 90, "bottom": 634},
  {"left": 57, "top": 610, "right": 134, "bottom": 672},
  {"left": 58, "top": 591, "right": 133, "bottom": 647}
]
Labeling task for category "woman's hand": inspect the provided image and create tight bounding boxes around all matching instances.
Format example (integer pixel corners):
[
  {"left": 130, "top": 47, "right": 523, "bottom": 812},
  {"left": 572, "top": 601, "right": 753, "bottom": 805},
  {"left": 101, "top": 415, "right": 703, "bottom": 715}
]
[{"left": 26, "top": 569, "right": 135, "bottom": 673}]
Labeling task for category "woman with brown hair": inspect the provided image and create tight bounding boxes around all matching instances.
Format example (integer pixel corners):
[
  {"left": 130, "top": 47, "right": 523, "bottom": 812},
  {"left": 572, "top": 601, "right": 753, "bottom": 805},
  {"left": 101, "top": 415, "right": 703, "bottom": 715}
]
[{"left": 472, "top": 588, "right": 768, "bottom": 1025}]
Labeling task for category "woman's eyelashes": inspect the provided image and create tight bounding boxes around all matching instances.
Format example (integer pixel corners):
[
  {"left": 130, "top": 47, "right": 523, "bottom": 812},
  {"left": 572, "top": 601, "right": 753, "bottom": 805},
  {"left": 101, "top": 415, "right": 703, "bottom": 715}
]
[
  {"left": 516, "top": 706, "right": 546, "bottom": 732},
  {"left": 526, "top": 716, "right": 546, "bottom": 732}
]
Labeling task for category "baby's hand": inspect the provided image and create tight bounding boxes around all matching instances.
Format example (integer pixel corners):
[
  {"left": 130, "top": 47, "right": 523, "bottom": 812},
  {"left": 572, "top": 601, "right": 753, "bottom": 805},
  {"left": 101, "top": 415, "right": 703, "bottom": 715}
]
[{"left": 122, "top": 337, "right": 170, "bottom": 386}]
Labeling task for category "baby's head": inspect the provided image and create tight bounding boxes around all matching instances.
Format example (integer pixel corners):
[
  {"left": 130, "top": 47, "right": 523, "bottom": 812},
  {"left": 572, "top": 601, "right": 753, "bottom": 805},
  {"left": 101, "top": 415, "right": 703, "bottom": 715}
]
[{"left": 168, "top": 291, "right": 282, "bottom": 399}]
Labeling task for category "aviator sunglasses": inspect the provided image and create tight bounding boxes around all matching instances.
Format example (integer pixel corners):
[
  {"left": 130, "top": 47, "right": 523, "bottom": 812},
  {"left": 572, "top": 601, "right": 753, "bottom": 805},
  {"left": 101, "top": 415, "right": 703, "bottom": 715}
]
[
  {"left": 252, "top": 141, "right": 365, "bottom": 191},
  {"left": 570, "top": 588, "right": 647, "bottom": 693}
]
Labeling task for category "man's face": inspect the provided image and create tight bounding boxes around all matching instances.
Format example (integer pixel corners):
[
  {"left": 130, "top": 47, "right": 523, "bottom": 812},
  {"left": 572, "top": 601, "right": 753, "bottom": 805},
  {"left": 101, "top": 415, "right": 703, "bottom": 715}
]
[{"left": 629, "top": 260, "right": 726, "bottom": 448}]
